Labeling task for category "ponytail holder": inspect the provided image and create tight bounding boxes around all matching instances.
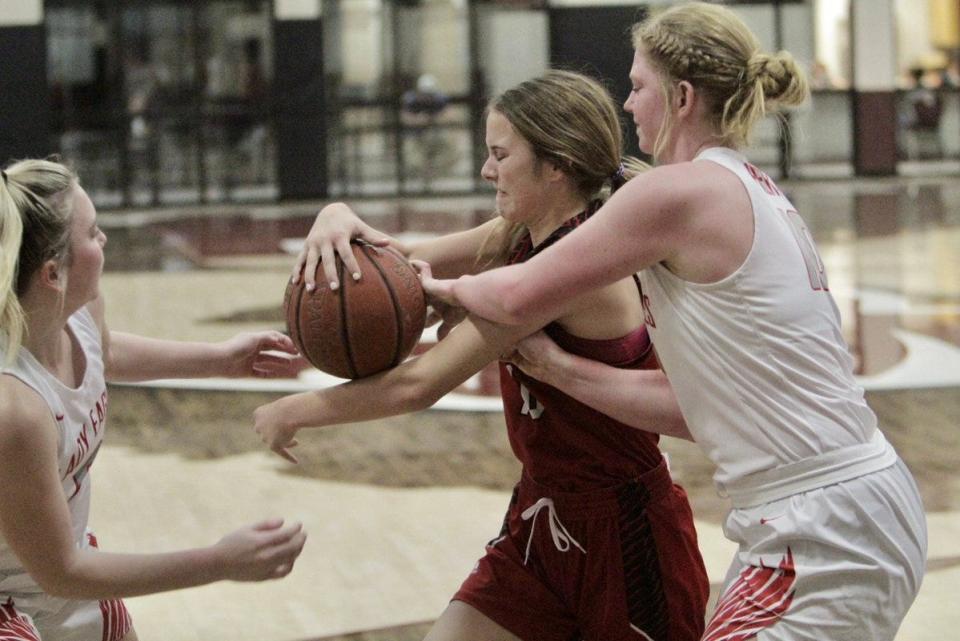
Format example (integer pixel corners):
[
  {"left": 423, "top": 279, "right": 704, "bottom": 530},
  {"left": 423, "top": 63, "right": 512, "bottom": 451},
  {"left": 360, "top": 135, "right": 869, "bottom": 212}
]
[{"left": 610, "top": 162, "right": 626, "bottom": 191}]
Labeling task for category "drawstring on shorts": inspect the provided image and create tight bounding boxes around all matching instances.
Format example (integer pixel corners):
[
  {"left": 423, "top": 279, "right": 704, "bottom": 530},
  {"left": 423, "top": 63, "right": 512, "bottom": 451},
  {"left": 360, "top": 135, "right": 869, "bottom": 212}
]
[{"left": 520, "top": 497, "right": 586, "bottom": 565}]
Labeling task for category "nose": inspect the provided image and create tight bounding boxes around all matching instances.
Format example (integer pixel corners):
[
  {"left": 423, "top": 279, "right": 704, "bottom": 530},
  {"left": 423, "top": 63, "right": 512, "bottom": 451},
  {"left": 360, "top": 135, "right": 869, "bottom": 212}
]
[
  {"left": 480, "top": 156, "right": 497, "bottom": 182},
  {"left": 623, "top": 93, "right": 632, "bottom": 113}
]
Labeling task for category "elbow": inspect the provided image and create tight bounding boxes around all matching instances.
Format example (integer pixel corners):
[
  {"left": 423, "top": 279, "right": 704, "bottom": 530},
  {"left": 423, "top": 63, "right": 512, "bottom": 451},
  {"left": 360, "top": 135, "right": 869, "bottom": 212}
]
[
  {"left": 30, "top": 552, "right": 103, "bottom": 600},
  {"left": 456, "top": 272, "right": 531, "bottom": 326},
  {"left": 32, "top": 568, "right": 80, "bottom": 600},
  {"left": 499, "top": 288, "right": 532, "bottom": 326}
]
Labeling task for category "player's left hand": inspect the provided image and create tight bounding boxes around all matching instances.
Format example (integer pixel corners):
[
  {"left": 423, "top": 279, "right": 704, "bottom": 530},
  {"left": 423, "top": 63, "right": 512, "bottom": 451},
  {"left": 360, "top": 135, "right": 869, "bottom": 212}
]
[{"left": 221, "top": 331, "right": 302, "bottom": 379}]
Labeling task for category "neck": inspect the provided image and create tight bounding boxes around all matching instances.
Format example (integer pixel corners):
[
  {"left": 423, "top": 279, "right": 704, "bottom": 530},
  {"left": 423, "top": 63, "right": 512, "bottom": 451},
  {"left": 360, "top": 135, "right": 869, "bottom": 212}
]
[
  {"left": 527, "top": 188, "right": 589, "bottom": 247},
  {"left": 20, "top": 294, "right": 71, "bottom": 368},
  {"left": 658, "top": 121, "right": 726, "bottom": 165}
]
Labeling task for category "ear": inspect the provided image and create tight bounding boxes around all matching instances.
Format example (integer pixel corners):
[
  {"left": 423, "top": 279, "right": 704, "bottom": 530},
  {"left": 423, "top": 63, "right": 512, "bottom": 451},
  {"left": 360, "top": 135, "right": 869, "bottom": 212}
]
[
  {"left": 546, "top": 160, "right": 568, "bottom": 183},
  {"left": 675, "top": 80, "right": 696, "bottom": 117},
  {"left": 38, "top": 259, "right": 66, "bottom": 293}
]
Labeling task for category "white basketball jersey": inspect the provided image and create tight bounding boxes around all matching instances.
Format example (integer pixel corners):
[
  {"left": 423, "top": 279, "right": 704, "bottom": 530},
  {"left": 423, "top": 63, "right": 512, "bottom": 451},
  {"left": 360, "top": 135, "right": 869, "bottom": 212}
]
[
  {"left": 0, "top": 307, "right": 108, "bottom": 594},
  {"left": 641, "top": 147, "right": 877, "bottom": 489}
]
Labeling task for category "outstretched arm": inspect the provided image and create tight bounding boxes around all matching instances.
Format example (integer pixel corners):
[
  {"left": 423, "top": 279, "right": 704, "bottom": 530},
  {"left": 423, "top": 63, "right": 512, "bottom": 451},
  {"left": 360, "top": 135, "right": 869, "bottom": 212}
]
[
  {"left": 104, "top": 330, "right": 300, "bottom": 382},
  {"left": 507, "top": 331, "right": 692, "bottom": 441},
  {"left": 294, "top": 202, "right": 504, "bottom": 290},
  {"left": 0, "top": 379, "right": 307, "bottom": 600},
  {"left": 88, "top": 297, "right": 301, "bottom": 383},
  {"left": 253, "top": 310, "right": 537, "bottom": 463},
  {"left": 436, "top": 166, "right": 691, "bottom": 326}
]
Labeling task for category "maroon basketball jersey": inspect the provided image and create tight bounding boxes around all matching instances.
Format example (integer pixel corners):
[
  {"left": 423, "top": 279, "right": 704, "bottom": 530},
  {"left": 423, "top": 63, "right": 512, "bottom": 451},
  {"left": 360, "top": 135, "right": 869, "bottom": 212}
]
[{"left": 500, "top": 206, "right": 664, "bottom": 490}]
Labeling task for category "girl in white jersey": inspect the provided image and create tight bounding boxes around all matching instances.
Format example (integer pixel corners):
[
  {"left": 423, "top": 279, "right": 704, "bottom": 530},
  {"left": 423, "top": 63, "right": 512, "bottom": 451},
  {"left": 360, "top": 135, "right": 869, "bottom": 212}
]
[
  {"left": 418, "top": 3, "right": 928, "bottom": 640},
  {"left": 0, "top": 158, "right": 307, "bottom": 641}
]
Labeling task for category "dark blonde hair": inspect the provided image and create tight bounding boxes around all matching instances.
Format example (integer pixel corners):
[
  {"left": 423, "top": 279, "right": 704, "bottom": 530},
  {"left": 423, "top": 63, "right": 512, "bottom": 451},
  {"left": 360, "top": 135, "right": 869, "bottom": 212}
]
[
  {"left": 0, "top": 159, "right": 77, "bottom": 362},
  {"left": 479, "top": 70, "right": 645, "bottom": 266},
  {"left": 633, "top": 1, "right": 809, "bottom": 156}
]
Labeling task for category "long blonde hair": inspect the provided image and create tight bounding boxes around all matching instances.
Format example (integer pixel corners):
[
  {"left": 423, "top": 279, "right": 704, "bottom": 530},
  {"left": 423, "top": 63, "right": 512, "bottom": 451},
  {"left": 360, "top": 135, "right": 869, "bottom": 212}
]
[
  {"left": 478, "top": 70, "right": 645, "bottom": 268},
  {"left": 0, "top": 159, "right": 77, "bottom": 363},
  {"left": 633, "top": 1, "right": 809, "bottom": 157}
]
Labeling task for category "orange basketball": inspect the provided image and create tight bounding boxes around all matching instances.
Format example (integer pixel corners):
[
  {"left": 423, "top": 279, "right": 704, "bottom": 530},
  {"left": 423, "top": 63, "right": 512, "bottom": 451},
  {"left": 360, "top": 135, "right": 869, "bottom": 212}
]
[{"left": 284, "top": 242, "right": 426, "bottom": 379}]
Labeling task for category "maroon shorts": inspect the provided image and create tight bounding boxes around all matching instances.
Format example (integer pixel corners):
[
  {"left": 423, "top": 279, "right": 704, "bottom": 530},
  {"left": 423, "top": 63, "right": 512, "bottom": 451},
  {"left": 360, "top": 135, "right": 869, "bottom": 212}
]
[{"left": 454, "top": 460, "right": 709, "bottom": 641}]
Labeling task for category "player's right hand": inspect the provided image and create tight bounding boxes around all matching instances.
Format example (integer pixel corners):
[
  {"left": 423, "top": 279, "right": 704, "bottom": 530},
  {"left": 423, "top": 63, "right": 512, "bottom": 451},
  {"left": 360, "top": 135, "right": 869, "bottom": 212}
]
[
  {"left": 424, "top": 300, "right": 466, "bottom": 341},
  {"left": 215, "top": 518, "right": 307, "bottom": 582},
  {"left": 293, "top": 203, "right": 401, "bottom": 292}
]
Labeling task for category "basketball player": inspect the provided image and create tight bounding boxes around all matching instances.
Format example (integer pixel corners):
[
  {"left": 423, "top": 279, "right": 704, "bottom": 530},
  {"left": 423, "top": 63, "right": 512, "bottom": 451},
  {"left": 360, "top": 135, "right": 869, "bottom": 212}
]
[
  {"left": 0, "top": 159, "right": 307, "bottom": 641},
  {"left": 258, "top": 71, "right": 709, "bottom": 641},
  {"left": 418, "top": 4, "right": 928, "bottom": 640}
]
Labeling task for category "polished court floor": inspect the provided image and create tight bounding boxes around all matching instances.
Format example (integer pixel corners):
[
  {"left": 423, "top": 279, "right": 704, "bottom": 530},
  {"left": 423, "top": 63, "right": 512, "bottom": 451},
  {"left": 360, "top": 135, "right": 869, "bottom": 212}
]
[{"left": 91, "top": 175, "right": 959, "bottom": 641}]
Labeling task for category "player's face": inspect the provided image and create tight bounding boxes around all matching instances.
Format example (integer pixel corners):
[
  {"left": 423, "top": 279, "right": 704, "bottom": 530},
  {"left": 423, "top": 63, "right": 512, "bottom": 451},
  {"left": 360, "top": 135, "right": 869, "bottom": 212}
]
[
  {"left": 64, "top": 184, "right": 107, "bottom": 308},
  {"left": 481, "top": 110, "right": 549, "bottom": 224},
  {"left": 624, "top": 48, "right": 668, "bottom": 155}
]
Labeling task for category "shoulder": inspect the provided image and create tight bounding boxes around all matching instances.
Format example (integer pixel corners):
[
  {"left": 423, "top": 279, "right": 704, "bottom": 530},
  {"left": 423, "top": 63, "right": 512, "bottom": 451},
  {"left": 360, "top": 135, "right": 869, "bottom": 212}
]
[
  {"left": 0, "top": 375, "right": 57, "bottom": 452},
  {"left": 84, "top": 296, "right": 107, "bottom": 336},
  {"left": 621, "top": 161, "right": 741, "bottom": 217},
  {"left": 83, "top": 296, "right": 109, "bottom": 351}
]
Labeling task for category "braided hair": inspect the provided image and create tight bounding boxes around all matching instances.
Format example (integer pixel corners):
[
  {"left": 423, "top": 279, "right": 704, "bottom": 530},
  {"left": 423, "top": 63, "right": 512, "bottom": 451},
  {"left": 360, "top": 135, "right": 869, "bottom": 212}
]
[{"left": 632, "top": 1, "right": 808, "bottom": 156}]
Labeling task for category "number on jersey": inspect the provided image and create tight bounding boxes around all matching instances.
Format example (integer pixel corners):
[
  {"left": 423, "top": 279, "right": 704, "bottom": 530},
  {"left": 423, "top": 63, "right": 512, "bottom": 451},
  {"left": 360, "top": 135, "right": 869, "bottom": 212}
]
[{"left": 779, "top": 207, "right": 829, "bottom": 291}]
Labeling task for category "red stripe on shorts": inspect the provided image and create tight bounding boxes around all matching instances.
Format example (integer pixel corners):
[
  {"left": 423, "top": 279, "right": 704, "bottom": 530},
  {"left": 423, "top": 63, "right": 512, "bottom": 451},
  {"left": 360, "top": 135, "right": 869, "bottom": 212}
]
[
  {"left": 99, "top": 598, "right": 132, "bottom": 641},
  {"left": 703, "top": 548, "right": 796, "bottom": 641},
  {"left": 0, "top": 600, "right": 40, "bottom": 641}
]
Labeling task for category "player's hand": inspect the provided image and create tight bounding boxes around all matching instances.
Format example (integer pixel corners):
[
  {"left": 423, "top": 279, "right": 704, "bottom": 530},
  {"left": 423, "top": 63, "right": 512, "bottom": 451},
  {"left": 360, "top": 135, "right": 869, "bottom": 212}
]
[
  {"left": 293, "top": 203, "right": 403, "bottom": 292},
  {"left": 411, "top": 260, "right": 461, "bottom": 309},
  {"left": 424, "top": 300, "right": 466, "bottom": 341},
  {"left": 214, "top": 518, "right": 307, "bottom": 582},
  {"left": 220, "top": 331, "right": 302, "bottom": 379},
  {"left": 503, "top": 331, "right": 567, "bottom": 387},
  {"left": 253, "top": 400, "right": 301, "bottom": 464}
]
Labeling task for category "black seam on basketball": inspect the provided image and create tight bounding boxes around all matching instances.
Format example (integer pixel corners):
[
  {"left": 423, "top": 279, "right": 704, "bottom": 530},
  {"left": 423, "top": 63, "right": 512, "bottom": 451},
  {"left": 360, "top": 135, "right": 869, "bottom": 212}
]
[
  {"left": 362, "top": 244, "right": 404, "bottom": 368},
  {"left": 338, "top": 257, "right": 359, "bottom": 379},
  {"left": 292, "top": 285, "right": 303, "bottom": 360}
]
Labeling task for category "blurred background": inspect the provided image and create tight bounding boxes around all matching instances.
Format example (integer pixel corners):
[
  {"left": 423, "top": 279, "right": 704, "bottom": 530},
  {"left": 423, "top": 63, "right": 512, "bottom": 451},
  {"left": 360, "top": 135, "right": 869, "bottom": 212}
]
[{"left": 2, "top": 0, "right": 960, "bottom": 208}]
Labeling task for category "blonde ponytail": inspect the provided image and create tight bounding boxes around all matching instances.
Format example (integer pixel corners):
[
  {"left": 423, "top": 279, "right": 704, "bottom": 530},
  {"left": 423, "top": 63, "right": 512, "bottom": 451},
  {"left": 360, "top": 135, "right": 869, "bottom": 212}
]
[
  {"left": 0, "top": 175, "right": 26, "bottom": 364},
  {"left": 0, "top": 159, "right": 77, "bottom": 364}
]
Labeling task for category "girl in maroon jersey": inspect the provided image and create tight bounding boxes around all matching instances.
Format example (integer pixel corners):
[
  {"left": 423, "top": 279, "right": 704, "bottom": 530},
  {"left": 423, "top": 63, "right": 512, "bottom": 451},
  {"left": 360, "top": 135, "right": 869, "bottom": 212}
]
[
  {"left": 256, "top": 70, "right": 708, "bottom": 641},
  {"left": 0, "top": 158, "right": 306, "bottom": 641}
]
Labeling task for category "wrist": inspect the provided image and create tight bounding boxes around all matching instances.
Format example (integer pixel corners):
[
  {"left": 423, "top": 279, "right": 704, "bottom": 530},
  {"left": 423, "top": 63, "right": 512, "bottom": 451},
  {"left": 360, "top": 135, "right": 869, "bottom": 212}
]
[
  {"left": 272, "top": 393, "right": 313, "bottom": 431},
  {"left": 187, "top": 544, "right": 229, "bottom": 584},
  {"left": 547, "top": 347, "right": 580, "bottom": 386},
  {"left": 211, "top": 340, "right": 237, "bottom": 377}
]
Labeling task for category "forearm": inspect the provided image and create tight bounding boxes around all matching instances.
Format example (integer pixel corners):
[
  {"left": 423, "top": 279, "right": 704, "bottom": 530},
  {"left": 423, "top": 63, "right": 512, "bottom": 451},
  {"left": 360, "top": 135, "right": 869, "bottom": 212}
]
[
  {"left": 106, "top": 332, "right": 228, "bottom": 382},
  {"left": 406, "top": 219, "right": 504, "bottom": 279},
  {"left": 268, "top": 364, "right": 441, "bottom": 432},
  {"left": 449, "top": 180, "right": 670, "bottom": 325},
  {"left": 542, "top": 350, "right": 692, "bottom": 441},
  {"left": 46, "top": 546, "right": 225, "bottom": 600}
]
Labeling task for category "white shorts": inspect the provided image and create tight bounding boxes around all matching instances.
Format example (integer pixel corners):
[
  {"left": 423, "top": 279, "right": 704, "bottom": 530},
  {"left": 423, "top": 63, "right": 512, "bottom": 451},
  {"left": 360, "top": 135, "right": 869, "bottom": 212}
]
[{"left": 704, "top": 459, "right": 927, "bottom": 641}]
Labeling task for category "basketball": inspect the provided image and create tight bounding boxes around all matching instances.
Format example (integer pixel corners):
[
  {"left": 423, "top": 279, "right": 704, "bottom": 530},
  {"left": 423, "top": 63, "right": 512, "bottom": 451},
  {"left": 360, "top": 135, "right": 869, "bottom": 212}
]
[{"left": 284, "top": 242, "right": 427, "bottom": 379}]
